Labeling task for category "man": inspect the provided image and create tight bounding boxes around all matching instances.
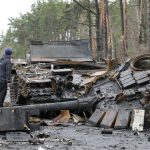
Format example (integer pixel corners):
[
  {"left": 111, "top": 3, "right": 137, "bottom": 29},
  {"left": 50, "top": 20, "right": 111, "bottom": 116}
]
[{"left": 0, "top": 48, "right": 12, "bottom": 107}]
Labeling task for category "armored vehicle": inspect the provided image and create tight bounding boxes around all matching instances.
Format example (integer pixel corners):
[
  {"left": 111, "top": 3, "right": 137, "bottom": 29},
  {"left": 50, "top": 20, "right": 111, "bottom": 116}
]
[
  {"left": 5, "top": 41, "right": 150, "bottom": 131},
  {"left": 10, "top": 40, "right": 106, "bottom": 105}
]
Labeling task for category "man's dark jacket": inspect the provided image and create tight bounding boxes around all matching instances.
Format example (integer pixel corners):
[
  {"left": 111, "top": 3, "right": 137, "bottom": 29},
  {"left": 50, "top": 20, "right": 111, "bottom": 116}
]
[
  {"left": 0, "top": 55, "right": 11, "bottom": 82},
  {"left": 0, "top": 55, "right": 11, "bottom": 107}
]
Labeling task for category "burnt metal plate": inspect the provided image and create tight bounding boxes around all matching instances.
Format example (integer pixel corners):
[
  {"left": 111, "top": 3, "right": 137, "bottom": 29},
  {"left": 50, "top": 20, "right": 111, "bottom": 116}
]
[
  {"left": 100, "top": 110, "right": 118, "bottom": 128},
  {"left": 114, "top": 110, "right": 131, "bottom": 129},
  {"left": 0, "top": 107, "right": 29, "bottom": 132},
  {"left": 88, "top": 109, "right": 105, "bottom": 126},
  {"left": 30, "top": 40, "right": 92, "bottom": 62}
]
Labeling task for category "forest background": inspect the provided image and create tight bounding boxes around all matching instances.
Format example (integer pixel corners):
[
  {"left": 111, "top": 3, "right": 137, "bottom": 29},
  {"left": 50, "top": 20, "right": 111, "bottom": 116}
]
[{"left": 0, "top": 0, "right": 148, "bottom": 62}]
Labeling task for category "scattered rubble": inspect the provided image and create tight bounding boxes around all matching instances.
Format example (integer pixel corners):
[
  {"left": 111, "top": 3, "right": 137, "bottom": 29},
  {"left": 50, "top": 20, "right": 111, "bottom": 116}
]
[
  {"left": 101, "top": 129, "right": 113, "bottom": 134},
  {"left": 131, "top": 109, "right": 145, "bottom": 132}
]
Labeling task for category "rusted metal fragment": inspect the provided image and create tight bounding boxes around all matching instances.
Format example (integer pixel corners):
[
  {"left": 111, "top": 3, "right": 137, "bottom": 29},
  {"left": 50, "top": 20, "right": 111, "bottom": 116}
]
[
  {"left": 88, "top": 109, "right": 105, "bottom": 126},
  {"left": 53, "top": 110, "right": 71, "bottom": 123},
  {"left": 80, "top": 70, "right": 107, "bottom": 87},
  {"left": 107, "top": 58, "right": 119, "bottom": 71},
  {"left": 115, "top": 93, "right": 127, "bottom": 103},
  {"left": 130, "top": 54, "right": 150, "bottom": 71},
  {"left": 80, "top": 77, "right": 97, "bottom": 87},
  {"left": 100, "top": 110, "right": 118, "bottom": 128},
  {"left": 90, "top": 70, "right": 107, "bottom": 77},
  {"left": 130, "top": 109, "right": 145, "bottom": 131},
  {"left": 114, "top": 110, "right": 131, "bottom": 129}
]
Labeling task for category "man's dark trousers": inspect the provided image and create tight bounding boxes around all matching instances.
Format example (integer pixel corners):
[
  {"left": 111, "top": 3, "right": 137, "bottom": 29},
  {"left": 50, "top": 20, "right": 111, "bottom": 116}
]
[{"left": 0, "top": 82, "right": 7, "bottom": 107}]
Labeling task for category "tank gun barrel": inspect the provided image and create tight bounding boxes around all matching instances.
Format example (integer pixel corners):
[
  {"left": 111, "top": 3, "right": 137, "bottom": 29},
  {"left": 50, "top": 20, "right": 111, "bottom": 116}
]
[{"left": 9, "top": 96, "right": 97, "bottom": 112}]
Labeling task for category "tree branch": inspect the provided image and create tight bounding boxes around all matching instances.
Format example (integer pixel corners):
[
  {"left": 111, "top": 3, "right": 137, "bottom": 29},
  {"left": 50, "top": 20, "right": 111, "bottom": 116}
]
[
  {"left": 61, "top": 18, "right": 95, "bottom": 27},
  {"left": 73, "top": 0, "right": 96, "bottom": 15}
]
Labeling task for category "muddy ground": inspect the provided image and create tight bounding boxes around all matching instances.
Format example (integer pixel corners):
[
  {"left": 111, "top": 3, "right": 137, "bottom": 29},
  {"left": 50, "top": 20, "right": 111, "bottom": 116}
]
[{"left": 0, "top": 124, "right": 150, "bottom": 150}]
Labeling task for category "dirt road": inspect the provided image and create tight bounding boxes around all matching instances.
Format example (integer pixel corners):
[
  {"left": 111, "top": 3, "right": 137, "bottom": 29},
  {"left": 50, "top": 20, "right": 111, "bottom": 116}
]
[{"left": 0, "top": 124, "right": 150, "bottom": 150}]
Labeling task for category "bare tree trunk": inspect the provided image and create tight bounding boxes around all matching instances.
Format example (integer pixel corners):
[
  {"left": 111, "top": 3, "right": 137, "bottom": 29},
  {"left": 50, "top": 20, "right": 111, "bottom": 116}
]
[
  {"left": 87, "top": 0, "right": 92, "bottom": 51},
  {"left": 139, "top": 0, "right": 143, "bottom": 43},
  {"left": 124, "top": 0, "right": 128, "bottom": 49},
  {"left": 143, "top": 1, "right": 147, "bottom": 43},
  {"left": 147, "top": 0, "right": 150, "bottom": 52},
  {"left": 100, "top": 0, "right": 105, "bottom": 58},
  {"left": 95, "top": 0, "right": 102, "bottom": 60},
  {"left": 138, "top": 0, "right": 147, "bottom": 44},
  {"left": 104, "top": 1, "right": 108, "bottom": 58},
  {"left": 119, "top": 0, "right": 128, "bottom": 59},
  {"left": 100, "top": 0, "right": 112, "bottom": 59},
  {"left": 105, "top": 0, "right": 113, "bottom": 59}
]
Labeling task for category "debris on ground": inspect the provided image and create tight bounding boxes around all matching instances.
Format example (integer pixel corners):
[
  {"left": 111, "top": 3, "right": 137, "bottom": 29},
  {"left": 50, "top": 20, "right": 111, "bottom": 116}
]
[
  {"left": 53, "top": 110, "right": 71, "bottom": 124},
  {"left": 71, "top": 113, "right": 85, "bottom": 124},
  {"left": 130, "top": 109, "right": 145, "bottom": 131},
  {"left": 101, "top": 129, "right": 113, "bottom": 134}
]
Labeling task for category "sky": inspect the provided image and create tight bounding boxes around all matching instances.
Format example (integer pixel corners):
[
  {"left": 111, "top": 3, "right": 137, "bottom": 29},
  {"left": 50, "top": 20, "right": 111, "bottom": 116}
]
[
  {"left": 0, "top": 0, "right": 38, "bottom": 34},
  {"left": 0, "top": 0, "right": 114, "bottom": 34},
  {"left": 0, "top": 0, "right": 72, "bottom": 34}
]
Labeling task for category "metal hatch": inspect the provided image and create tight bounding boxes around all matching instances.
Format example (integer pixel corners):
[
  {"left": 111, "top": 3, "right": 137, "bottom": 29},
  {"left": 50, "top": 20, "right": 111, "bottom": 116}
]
[{"left": 30, "top": 39, "right": 92, "bottom": 62}]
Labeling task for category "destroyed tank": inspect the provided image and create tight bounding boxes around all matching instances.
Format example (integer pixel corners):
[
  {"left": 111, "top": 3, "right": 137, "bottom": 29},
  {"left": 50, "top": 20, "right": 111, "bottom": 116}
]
[{"left": 10, "top": 40, "right": 106, "bottom": 105}]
